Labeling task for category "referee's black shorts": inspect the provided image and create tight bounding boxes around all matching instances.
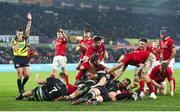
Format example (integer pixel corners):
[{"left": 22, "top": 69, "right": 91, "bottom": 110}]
[{"left": 14, "top": 56, "right": 29, "bottom": 69}]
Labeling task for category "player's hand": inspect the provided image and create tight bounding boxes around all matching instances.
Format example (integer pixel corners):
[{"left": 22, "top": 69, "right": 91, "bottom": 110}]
[
  {"left": 82, "top": 56, "right": 88, "bottom": 62},
  {"left": 162, "top": 60, "right": 170, "bottom": 65},
  {"left": 80, "top": 44, "right": 87, "bottom": 49},
  {"left": 170, "top": 91, "right": 174, "bottom": 96},
  {"left": 159, "top": 84, "right": 165, "bottom": 89},
  {"left": 13, "top": 44, "right": 19, "bottom": 50},
  {"left": 27, "top": 13, "right": 32, "bottom": 20}
]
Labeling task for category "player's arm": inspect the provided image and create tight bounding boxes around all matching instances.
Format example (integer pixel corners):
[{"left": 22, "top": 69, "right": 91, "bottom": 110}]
[
  {"left": 106, "top": 62, "right": 124, "bottom": 74},
  {"left": 104, "top": 50, "right": 108, "bottom": 59},
  {"left": 11, "top": 40, "right": 19, "bottom": 51},
  {"left": 151, "top": 79, "right": 163, "bottom": 89},
  {"left": 163, "top": 43, "right": 176, "bottom": 64},
  {"left": 75, "top": 46, "right": 80, "bottom": 52},
  {"left": 25, "top": 13, "right": 32, "bottom": 37},
  {"left": 91, "top": 75, "right": 106, "bottom": 88},
  {"left": 33, "top": 50, "right": 38, "bottom": 56},
  {"left": 54, "top": 96, "right": 65, "bottom": 101},
  {"left": 114, "top": 65, "right": 127, "bottom": 80},
  {"left": 79, "top": 44, "right": 88, "bottom": 50},
  {"left": 76, "top": 60, "right": 84, "bottom": 70},
  {"left": 169, "top": 48, "right": 176, "bottom": 61},
  {"left": 135, "top": 63, "right": 145, "bottom": 75},
  {"left": 60, "top": 28, "right": 68, "bottom": 41},
  {"left": 83, "top": 46, "right": 93, "bottom": 62},
  {"left": 117, "top": 55, "right": 125, "bottom": 63},
  {"left": 162, "top": 48, "right": 176, "bottom": 64},
  {"left": 82, "top": 56, "right": 89, "bottom": 62},
  {"left": 75, "top": 40, "right": 85, "bottom": 52},
  {"left": 35, "top": 73, "right": 47, "bottom": 85}
]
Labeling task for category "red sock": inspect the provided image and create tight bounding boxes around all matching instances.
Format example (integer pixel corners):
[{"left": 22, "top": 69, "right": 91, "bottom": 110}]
[
  {"left": 173, "top": 78, "right": 176, "bottom": 92},
  {"left": 75, "top": 71, "right": 84, "bottom": 81},
  {"left": 147, "top": 81, "right": 155, "bottom": 93},
  {"left": 65, "top": 75, "right": 69, "bottom": 85},
  {"left": 139, "top": 80, "right": 145, "bottom": 92}
]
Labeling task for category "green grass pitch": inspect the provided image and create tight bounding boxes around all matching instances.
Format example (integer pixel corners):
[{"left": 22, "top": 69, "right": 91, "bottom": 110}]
[{"left": 0, "top": 70, "right": 180, "bottom": 111}]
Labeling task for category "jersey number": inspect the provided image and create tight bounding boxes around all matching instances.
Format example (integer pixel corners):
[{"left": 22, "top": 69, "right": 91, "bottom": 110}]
[{"left": 49, "top": 86, "right": 58, "bottom": 94}]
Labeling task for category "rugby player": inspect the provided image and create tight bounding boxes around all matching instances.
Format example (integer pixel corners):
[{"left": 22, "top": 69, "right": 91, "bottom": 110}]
[
  {"left": 149, "top": 64, "right": 175, "bottom": 96},
  {"left": 16, "top": 72, "right": 69, "bottom": 101},
  {"left": 83, "top": 36, "right": 106, "bottom": 62},
  {"left": 75, "top": 29, "right": 93, "bottom": 60},
  {"left": 51, "top": 28, "right": 68, "bottom": 78},
  {"left": 107, "top": 50, "right": 157, "bottom": 99},
  {"left": 159, "top": 30, "right": 176, "bottom": 91}
]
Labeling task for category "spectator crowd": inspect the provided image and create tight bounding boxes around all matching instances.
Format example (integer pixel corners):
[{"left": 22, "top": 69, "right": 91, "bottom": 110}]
[
  {"left": 0, "top": 2, "right": 180, "bottom": 64},
  {"left": 1, "top": 46, "right": 180, "bottom": 64},
  {"left": 0, "top": 2, "right": 180, "bottom": 44}
]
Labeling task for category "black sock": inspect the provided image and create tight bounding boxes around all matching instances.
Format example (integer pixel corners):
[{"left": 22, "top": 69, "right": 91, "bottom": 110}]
[
  {"left": 22, "top": 76, "right": 29, "bottom": 87},
  {"left": 17, "top": 79, "right": 22, "bottom": 93},
  {"left": 83, "top": 92, "right": 93, "bottom": 100}
]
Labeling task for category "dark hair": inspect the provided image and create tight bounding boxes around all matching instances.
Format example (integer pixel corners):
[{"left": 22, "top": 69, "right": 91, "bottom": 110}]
[
  {"left": 160, "top": 30, "right": 168, "bottom": 37},
  {"left": 57, "top": 30, "right": 62, "bottom": 33},
  {"left": 59, "top": 72, "right": 66, "bottom": 78},
  {"left": 93, "top": 36, "right": 102, "bottom": 42},
  {"left": 125, "top": 78, "right": 131, "bottom": 85},
  {"left": 161, "top": 63, "right": 168, "bottom": 72},
  {"left": 140, "top": 38, "right": 148, "bottom": 43},
  {"left": 84, "top": 29, "right": 91, "bottom": 33},
  {"left": 17, "top": 28, "right": 23, "bottom": 32},
  {"left": 90, "top": 54, "right": 99, "bottom": 65}
]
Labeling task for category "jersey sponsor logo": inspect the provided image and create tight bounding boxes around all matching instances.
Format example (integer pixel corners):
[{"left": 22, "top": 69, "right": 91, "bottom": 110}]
[
  {"left": 18, "top": 43, "right": 24, "bottom": 48},
  {"left": 161, "top": 45, "right": 168, "bottom": 48}
]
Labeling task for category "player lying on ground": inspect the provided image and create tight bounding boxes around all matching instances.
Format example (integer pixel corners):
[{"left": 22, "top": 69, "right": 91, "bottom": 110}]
[
  {"left": 72, "top": 77, "right": 137, "bottom": 105},
  {"left": 60, "top": 70, "right": 108, "bottom": 101},
  {"left": 16, "top": 72, "right": 73, "bottom": 101},
  {"left": 107, "top": 78, "right": 138, "bottom": 101},
  {"left": 64, "top": 54, "right": 115, "bottom": 101},
  {"left": 71, "top": 71, "right": 108, "bottom": 105}
]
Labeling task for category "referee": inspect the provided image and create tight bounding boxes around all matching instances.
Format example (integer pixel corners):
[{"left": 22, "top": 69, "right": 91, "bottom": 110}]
[{"left": 11, "top": 13, "right": 32, "bottom": 95}]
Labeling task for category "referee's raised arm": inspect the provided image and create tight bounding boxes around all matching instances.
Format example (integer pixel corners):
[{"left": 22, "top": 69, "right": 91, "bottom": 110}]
[{"left": 25, "top": 13, "right": 32, "bottom": 37}]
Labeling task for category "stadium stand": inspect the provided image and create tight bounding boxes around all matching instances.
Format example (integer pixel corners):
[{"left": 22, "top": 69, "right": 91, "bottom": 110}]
[
  {"left": 0, "top": 46, "right": 180, "bottom": 64},
  {"left": 0, "top": 2, "right": 180, "bottom": 63},
  {"left": 0, "top": 2, "right": 180, "bottom": 44}
]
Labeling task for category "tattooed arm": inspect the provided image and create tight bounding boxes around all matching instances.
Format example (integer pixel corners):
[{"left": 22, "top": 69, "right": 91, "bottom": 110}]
[{"left": 25, "top": 13, "right": 32, "bottom": 37}]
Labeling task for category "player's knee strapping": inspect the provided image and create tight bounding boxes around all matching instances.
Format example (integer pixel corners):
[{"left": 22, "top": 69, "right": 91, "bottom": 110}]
[
  {"left": 78, "top": 84, "right": 89, "bottom": 94},
  {"left": 83, "top": 91, "right": 96, "bottom": 100}
]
